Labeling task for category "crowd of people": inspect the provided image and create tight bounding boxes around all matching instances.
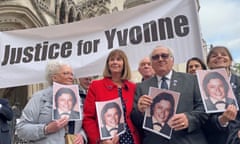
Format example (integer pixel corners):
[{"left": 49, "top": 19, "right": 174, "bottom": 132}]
[{"left": 2, "top": 45, "right": 240, "bottom": 144}]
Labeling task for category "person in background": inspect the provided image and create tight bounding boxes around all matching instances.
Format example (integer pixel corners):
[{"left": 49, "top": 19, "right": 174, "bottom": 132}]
[
  {"left": 138, "top": 56, "right": 155, "bottom": 81},
  {"left": 83, "top": 49, "right": 140, "bottom": 144},
  {"left": 16, "top": 60, "right": 87, "bottom": 144},
  {"left": 0, "top": 98, "right": 13, "bottom": 144},
  {"left": 78, "top": 76, "right": 93, "bottom": 104},
  {"left": 186, "top": 57, "right": 207, "bottom": 75},
  {"left": 203, "top": 46, "right": 240, "bottom": 144},
  {"left": 131, "top": 45, "right": 208, "bottom": 144}
]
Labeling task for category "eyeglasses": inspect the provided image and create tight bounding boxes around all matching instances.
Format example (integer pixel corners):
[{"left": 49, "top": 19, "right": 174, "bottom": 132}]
[
  {"left": 151, "top": 53, "right": 170, "bottom": 60},
  {"left": 58, "top": 72, "right": 74, "bottom": 77}
]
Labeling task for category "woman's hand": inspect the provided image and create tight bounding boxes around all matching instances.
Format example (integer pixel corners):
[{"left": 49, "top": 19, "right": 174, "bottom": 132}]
[
  {"left": 74, "top": 134, "right": 84, "bottom": 144},
  {"left": 100, "top": 135, "right": 119, "bottom": 144},
  {"left": 219, "top": 104, "right": 237, "bottom": 126},
  {"left": 44, "top": 117, "right": 69, "bottom": 134}
]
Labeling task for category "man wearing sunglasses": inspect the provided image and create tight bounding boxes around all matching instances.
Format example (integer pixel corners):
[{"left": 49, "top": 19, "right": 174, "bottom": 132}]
[{"left": 131, "top": 45, "right": 208, "bottom": 144}]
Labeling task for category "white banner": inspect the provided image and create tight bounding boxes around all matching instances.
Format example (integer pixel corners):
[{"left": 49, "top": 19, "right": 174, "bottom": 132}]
[{"left": 0, "top": 0, "right": 203, "bottom": 88}]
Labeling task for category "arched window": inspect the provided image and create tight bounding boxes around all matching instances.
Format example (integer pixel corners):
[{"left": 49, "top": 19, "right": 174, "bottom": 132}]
[
  {"left": 68, "top": 7, "right": 74, "bottom": 23},
  {"left": 59, "top": 1, "right": 66, "bottom": 24},
  {"left": 76, "top": 12, "right": 81, "bottom": 21}
]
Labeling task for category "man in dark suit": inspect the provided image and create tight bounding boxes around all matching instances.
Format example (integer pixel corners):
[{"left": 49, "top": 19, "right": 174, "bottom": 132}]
[{"left": 131, "top": 45, "right": 208, "bottom": 144}]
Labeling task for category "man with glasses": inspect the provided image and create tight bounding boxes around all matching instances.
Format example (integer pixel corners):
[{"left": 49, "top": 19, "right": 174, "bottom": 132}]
[{"left": 131, "top": 45, "right": 208, "bottom": 144}]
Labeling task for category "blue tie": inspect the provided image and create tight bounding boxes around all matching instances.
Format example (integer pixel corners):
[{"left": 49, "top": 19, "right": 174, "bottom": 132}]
[{"left": 161, "top": 77, "right": 168, "bottom": 89}]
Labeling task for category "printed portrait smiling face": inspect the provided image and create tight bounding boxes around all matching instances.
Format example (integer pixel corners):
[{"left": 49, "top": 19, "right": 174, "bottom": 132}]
[
  {"left": 104, "top": 107, "right": 119, "bottom": 128},
  {"left": 206, "top": 78, "right": 225, "bottom": 101},
  {"left": 57, "top": 93, "right": 73, "bottom": 113},
  {"left": 153, "top": 100, "right": 171, "bottom": 124}
]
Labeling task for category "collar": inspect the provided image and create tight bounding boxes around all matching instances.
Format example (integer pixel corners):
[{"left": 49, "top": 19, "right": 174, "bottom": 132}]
[
  {"left": 152, "top": 116, "right": 165, "bottom": 126},
  {"left": 106, "top": 125, "right": 118, "bottom": 131},
  {"left": 210, "top": 97, "right": 226, "bottom": 104},
  {"left": 156, "top": 70, "right": 172, "bottom": 82},
  {"left": 79, "top": 86, "right": 87, "bottom": 95},
  {"left": 103, "top": 77, "right": 129, "bottom": 91},
  {"left": 58, "top": 110, "right": 71, "bottom": 115}
]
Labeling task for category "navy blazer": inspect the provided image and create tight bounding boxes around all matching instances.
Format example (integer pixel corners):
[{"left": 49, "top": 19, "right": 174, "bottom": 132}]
[
  {"left": 131, "top": 71, "right": 208, "bottom": 144},
  {"left": 0, "top": 98, "right": 13, "bottom": 144}
]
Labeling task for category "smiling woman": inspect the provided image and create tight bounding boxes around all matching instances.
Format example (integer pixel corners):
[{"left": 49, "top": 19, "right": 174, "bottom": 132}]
[
  {"left": 15, "top": 60, "right": 87, "bottom": 144},
  {"left": 83, "top": 49, "right": 141, "bottom": 144},
  {"left": 202, "top": 45, "right": 240, "bottom": 144}
]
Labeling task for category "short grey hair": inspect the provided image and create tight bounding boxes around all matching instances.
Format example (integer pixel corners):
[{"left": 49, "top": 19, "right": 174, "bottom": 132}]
[
  {"left": 150, "top": 45, "right": 175, "bottom": 58},
  {"left": 45, "top": 60, "right": 71, "bottom": 85}
]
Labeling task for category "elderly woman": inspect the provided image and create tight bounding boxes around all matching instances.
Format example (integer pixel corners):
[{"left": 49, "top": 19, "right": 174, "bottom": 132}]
[{"left": 16, "top": 60, "right": 87, "bottom": 144}]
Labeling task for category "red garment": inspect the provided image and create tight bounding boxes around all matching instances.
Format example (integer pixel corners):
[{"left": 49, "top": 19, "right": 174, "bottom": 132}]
[{"left": 83, "top": 77, "right": 140, "bottom": 144}]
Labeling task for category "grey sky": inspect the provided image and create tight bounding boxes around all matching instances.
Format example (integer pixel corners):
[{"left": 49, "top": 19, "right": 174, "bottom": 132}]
[{"left": 199, "top": 0, "right": 240, "bottom": 63}]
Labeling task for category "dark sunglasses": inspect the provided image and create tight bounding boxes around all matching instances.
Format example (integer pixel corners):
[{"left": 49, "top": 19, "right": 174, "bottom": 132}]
[{"left": 151, "top": 53, "right": 170, "bottom": 60}]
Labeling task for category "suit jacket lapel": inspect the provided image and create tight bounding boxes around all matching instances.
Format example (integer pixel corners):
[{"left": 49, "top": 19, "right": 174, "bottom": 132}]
[
  {"left": 169, "top": 71, "right": 181, "bottom": 91},
  {"left": 151, "top": 76, "right": 158, "bottom": 88}
]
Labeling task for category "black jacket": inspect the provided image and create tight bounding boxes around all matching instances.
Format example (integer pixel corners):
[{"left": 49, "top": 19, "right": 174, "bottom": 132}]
[{"left": 0, "top": 98, "right": 13, "bottom": 144}]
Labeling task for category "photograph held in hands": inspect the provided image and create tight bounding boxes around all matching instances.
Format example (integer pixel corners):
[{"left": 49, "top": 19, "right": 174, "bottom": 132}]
[
  {"left": 96, "top": 97, "right": 126, "bottom": 140},
  {"left": 143, "top": 87, "right": 180, "bottom": 139},
  {"left": 52, "top": 82, "right": 82, "bottom": 120},
  {"left": 196, "top": 68, "right": 239, "bottom": 113}
]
